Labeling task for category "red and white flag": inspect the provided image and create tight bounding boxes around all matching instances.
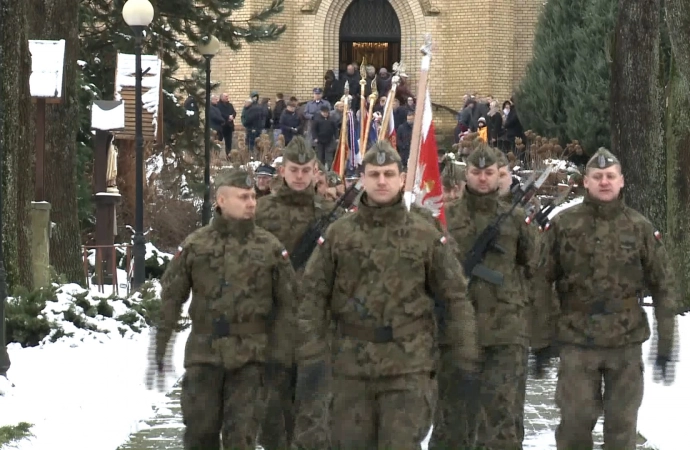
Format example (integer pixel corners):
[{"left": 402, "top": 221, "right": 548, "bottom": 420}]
[
  {"left": 412, "top": 89, "right": 445, "bottom": 226},
  {"left": 383, "top": 94, "right": 397, "bottom": 149}
]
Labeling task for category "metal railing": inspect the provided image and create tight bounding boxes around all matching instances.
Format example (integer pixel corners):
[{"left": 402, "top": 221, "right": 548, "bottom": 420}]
[{"left": 82, "top": 244, "right": 133, "bottom": 296}]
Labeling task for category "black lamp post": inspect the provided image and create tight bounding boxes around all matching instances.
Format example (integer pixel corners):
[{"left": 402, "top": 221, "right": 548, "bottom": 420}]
[
  {"left": 0, "top": 23, "right": 10, "bottom": 377},
  {"left": 122, "top": 0, "right": 154, "bottom": 291},
  {"left": 199, "top": 36, "right": 220, "bottom": 226}
]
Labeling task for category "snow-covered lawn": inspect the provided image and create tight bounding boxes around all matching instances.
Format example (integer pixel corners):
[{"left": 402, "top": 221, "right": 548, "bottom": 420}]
[
  {"left": 639, "top": 311, "right": 689, "bottom": 450},
  {"left": 0, "top": 282, "right": 189, "bottom": 450}
]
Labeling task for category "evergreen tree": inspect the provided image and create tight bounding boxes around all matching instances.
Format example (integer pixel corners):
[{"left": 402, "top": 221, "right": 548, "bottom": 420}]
[
  {"left": 561, "top": 0, "right": 617, "bottom": 154},
  {"left": 515, "top": 0, "right": 585, "bottom": 143},
  {"left": 77, "top": 0, "right": 285, "bottom": 232}
]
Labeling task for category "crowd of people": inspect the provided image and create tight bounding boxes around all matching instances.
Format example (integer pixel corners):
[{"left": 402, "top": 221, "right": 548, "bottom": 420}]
[{"left": 184, "top": 61, "right": 532, "bottom": 173}]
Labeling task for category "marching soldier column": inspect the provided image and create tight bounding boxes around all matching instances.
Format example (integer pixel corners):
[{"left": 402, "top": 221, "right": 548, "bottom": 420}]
[{"left": 149, "top": 31, "right": 679, "bottom": 450}]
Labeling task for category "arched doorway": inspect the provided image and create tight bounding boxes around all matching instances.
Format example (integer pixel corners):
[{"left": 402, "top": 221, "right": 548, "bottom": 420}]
[{"left": 339, "top": 0, "right": 401, "bottom": 74}]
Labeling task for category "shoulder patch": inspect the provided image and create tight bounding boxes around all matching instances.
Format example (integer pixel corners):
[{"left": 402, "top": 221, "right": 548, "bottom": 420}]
[
  {"left": 281, "top": 248, "right": 290, "bottom": 260},
  {"left": 317, "top": 236, "right": 325, "bottom": 246}
]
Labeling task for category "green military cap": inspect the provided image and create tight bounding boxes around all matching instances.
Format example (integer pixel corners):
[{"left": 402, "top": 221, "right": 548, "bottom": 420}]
[
  {"left": 283, "top": 136, "right": 317, "bottom": 165},
  {"left": 466, "top": 145, "right": 497, "bottom": 169},
  {"left": 494, "top": 148, "right": 509, "bottom": 168},
  {"left": 214, "top": 168, "right": 253, "bottom": 190},
  {"left": 327, "top": 171, "right": 342, "bottom": 187},
  {"left": 363, "top": 141, "right": 402, "bottom": 167},
  {"left": 586, "top": 148, "right": 620, "bottom": 170}
]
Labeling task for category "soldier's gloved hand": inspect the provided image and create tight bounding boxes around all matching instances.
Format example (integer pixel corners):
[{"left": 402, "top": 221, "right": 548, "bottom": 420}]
[
  {"left": 532, "top": 345, "right": 559, "bottom": 379},
  {"left": 295, "top": 360, "right": 327, "bottom": 402},
  {"left": 653, "top": 354, "right": 676, "bottom": 385}
]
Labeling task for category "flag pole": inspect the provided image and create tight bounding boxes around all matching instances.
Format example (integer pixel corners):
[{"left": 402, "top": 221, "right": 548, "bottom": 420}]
[
  {"left": 403, "top": 34, "right": 433, "bottom": 210},
  {"left": 335, "top": 81, "right": 351, "bottom": 178},
  {"left": 358, "top": 58, "right": 367, "bottom": 151},
  {"left": 378, "top": 61, "right": 404, "bottom": 143},
  {"left": 361, "top": 78, "right": 378, "bottom": 155}
]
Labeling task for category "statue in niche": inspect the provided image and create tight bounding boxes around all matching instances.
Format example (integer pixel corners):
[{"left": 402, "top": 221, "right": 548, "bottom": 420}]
[{"left": 106, "top": 137, "right": 119, "bottom": 194}]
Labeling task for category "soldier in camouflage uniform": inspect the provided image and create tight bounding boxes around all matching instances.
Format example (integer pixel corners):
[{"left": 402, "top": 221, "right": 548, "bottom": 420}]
[
  {"left": 496, "top": 150, "right": 513, "bottom": 197},
  {"left": 494, "top": 147, "right": 556, "bottom": 444},
  {"left": 255, "top": 136, "right": 336, "bottom": 450},
  {"left": 539, "top": 148, "right": 677, "bottom": 450},
  {"left": 433, "top": 145, "right": 539, "bottom": 450},
  {"left": 297, "top": 142, "right": 479, "bottom": 450},
  {"left": 154, "top": 168, "right": 297, "bottom": 450},
  {"left": 441, "top": 158, "right": 466, "bottom": 203}
]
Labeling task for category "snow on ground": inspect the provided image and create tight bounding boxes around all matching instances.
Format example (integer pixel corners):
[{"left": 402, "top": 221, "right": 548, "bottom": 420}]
[
  {"left": 0, "top": 281, "right": 190, "bottom": 450},
  {"left": 639, "top": 309, "right": 689, "bottom": 450}
]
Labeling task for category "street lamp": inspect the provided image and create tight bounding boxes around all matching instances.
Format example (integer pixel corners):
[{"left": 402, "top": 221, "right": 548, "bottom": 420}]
[
  {"left": 0, "top": 31, "right": 9, "bottom": 377},
  {"left": 199, "top": 35, "right": 220, "bottom": 226},
  {"left": 122, "top": 0, "right": 154, "bottom": 290}
]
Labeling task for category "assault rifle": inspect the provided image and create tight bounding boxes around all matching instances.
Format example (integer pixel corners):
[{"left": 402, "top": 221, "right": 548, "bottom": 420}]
[
  {"left": 289, "top": 179, "right": 363, "bottom": 270},
  {"left": 525, "top": 178, "right": 576, "bottom": 231},
  {"left": 462, "top": 166, "right": 554, "bottom": 285}
]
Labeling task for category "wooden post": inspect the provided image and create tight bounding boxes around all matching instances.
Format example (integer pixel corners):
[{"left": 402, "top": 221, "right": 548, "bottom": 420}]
[
  {"left": 91, "top": 100, "right": 124, "bottom": 286},
  {"left": 35, "top": 98, "right": 46, "bottom": 201}
]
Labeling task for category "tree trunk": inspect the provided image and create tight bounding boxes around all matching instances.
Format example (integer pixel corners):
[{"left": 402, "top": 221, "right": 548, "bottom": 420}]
[
  {"left": 1, "top": 0, "right": 34, "bottom": 291},
  {"left": 610, "top": 0, "right": 666, "bottom": 228},
  {"left": 665, "top": 0, "right": 690, "bottom": 72},
  {"left": 663, "top": 0, "right": 690, "bottom": 310},
  {"left": 663, "top": 63, "right": 690, "bottom": 310},
  {"left": 29, "top": 0, "right": 84, "bottom": 285}
]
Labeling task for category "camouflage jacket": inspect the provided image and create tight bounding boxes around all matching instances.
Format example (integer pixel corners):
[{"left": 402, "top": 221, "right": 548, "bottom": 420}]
[
  {"left": 525, "top": 227, "right": 558, "bottom": 349},
  {"left": 157, "top": 211, "right": 298, "bottom": 370},
  {"left": 445, "top": 188, "right": 538, "bottom": 348},
  {"left": 410, "top": 203, "right": 444, "bottom": 233},
  {"left": 297, "top": 193, "right": 478, "bottom": 378},
  {"left": 540, "top": 195, "right": 677, "bottom": 356},
  {"left": 255, "top": 182, "right": 336, "bottom": 365},
  {"left": 500, "top": 195, "right": 557, "bottom": 350},
  {"left": 256, "top": 181, "right": 336, "bottom": 260}
]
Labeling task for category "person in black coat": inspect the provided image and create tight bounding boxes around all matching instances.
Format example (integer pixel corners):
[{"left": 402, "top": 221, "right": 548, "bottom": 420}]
[
  {"left": 323, "top": 70, "right": 343, "bottom": 105},
  {"left": 209, "top": 95, "right": 225, "bottom": 141},
  {"left": 313, "top": 105, "right": 339, "bottom": 168},
  {"left": 279, "top": 98, "right": 302, "bottom": 145},
  {"left": 272, "top": 93, "right": 286, "bottom": 141},
  {"left": 217, "top": 93, "right": 236, "bottom": 156},
  {"left": 396, "top": 109, "right": 414, "bottom": 169}
]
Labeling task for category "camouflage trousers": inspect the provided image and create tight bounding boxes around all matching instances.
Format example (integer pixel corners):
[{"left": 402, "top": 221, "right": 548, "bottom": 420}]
[
  {"left": 555, "top": 344, "right": 643, "bottom": 450},
  {"left": 430, "top": 344, "right": 527, "bottom": 450},
  {"left": 259, "top": 364, "right": 296, "bottom": 450},
  {"left": 180, "top": 363, "right": 269, "bottom": 450},
  {"left": 331, "top": 372, "right": 436, "bottom": 450},
  {"left": 291, "top": 360, "right": 333, "bottom": 449}
]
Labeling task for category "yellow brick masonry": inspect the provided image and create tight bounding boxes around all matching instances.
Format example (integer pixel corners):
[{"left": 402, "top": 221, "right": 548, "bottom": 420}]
[{"left": 175, "top": 0, "right": 544, "bottom": 133}]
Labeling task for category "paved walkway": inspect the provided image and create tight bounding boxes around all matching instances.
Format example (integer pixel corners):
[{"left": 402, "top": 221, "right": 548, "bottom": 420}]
[{"left": 117, "top": 360, "right": 656, "bottom": 450}]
